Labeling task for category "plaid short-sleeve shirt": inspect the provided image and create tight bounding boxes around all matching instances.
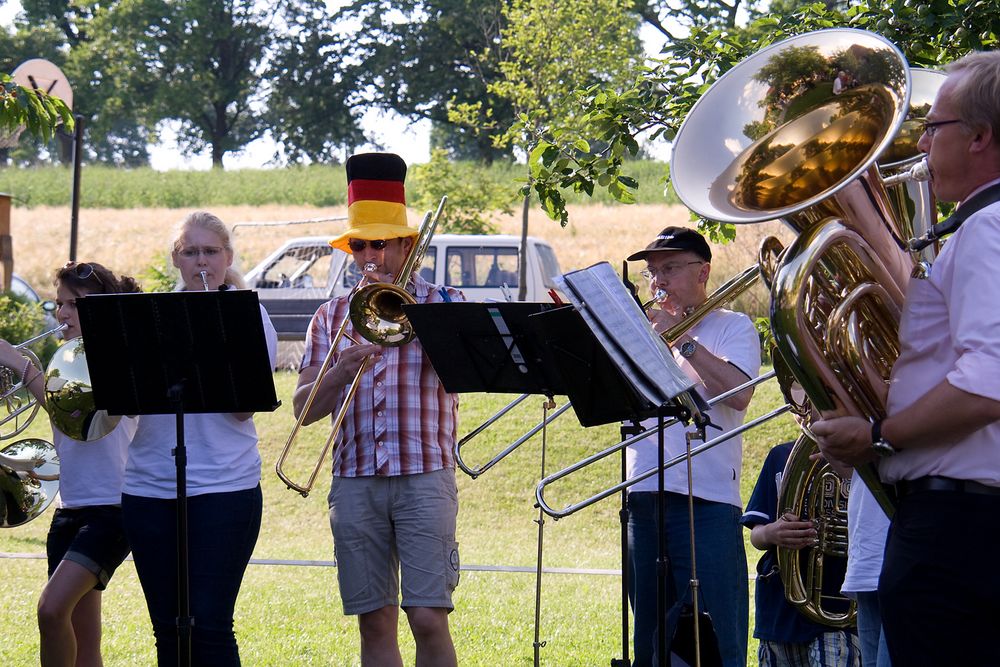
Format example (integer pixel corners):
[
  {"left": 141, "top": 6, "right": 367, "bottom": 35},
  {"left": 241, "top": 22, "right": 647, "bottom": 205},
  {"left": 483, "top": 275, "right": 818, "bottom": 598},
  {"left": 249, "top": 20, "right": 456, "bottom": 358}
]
[{"left": 301, "top": 273, "right": 464, "bottom": 477}]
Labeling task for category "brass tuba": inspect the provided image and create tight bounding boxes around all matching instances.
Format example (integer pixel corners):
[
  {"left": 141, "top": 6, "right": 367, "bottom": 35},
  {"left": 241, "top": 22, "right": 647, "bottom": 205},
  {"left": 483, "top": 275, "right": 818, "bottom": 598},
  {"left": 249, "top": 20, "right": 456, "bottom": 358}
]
[
  {"left": 671, "top": 28, "right": 944, "bottom": 624},
  {"left": 776, "top": 433, "right": 854, "bottom": 626}
]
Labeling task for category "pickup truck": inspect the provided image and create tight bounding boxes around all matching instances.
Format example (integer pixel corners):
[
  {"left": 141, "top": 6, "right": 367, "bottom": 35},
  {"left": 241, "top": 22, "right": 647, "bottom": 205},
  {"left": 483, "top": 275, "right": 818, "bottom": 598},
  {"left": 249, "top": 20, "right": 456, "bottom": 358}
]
[{"left": 245, "top": 234, "right": 565, "bottom": 340}]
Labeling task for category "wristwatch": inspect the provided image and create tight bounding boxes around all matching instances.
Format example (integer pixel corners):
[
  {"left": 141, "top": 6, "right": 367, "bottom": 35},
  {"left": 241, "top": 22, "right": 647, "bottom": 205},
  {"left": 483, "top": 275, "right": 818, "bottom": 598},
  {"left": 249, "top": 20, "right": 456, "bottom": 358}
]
[
  {"left": 871, "top": 419, "right": 897, "bottom": 457},
  {"left": 679, "top": 339, "right": 698, "bottom": 359}
]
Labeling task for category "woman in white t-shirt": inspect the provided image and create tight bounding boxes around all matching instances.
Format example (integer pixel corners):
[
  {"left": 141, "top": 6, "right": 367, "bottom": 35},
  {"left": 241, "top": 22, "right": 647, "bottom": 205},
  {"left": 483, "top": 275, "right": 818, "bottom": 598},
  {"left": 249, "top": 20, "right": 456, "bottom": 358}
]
[
  {"left": 0, "top": 261, "right": 140, "bottom": 667},
  {"left": 120, "top": 211, "right": 277, "bottom": 666}
]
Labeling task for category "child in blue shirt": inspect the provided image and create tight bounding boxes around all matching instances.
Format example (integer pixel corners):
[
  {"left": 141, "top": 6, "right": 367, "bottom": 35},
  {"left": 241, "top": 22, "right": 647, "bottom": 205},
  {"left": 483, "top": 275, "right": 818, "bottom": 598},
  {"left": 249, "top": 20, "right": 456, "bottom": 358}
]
[{"left": 741, "top": 442, "right": 860, "bottom": 667}]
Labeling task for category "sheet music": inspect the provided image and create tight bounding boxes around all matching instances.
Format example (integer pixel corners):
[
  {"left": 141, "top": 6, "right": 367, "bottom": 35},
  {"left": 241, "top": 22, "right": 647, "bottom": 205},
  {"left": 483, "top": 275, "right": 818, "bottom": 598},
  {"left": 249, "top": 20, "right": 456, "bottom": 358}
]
[{"left": 555, "top": 262, "right": 696, "bottom": 407}]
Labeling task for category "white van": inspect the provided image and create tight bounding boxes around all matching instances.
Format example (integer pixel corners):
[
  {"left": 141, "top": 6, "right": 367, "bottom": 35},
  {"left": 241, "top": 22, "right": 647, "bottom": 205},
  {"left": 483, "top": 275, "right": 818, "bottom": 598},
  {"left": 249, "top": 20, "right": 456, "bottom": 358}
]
[{"left": 247, "top": 234, "right": 565, "bottom": 340}]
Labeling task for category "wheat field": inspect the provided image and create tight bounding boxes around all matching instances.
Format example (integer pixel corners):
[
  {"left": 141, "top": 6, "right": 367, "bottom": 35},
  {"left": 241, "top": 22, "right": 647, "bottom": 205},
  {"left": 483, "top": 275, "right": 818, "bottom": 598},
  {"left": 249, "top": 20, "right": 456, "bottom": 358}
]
[{"left": 11, "top": 203, "right": 793, "bottom": 317}]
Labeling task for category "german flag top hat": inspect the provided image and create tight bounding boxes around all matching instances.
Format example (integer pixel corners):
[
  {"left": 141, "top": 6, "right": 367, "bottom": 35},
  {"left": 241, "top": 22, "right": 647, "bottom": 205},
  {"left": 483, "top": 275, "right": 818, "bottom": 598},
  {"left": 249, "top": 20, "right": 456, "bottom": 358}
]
[{"left": 329, "top": 152, "right": 418, "bottom": 253}]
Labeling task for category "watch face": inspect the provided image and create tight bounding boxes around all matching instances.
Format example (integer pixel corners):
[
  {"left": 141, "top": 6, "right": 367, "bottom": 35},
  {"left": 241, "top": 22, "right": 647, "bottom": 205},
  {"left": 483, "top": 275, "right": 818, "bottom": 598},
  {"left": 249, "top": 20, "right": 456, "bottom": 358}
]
[
  {"left": 680, "top": 340, "right": 697, "bottom": 358},
  {"left": 872, "top": 440, "right": 895, "bottom": 457}
]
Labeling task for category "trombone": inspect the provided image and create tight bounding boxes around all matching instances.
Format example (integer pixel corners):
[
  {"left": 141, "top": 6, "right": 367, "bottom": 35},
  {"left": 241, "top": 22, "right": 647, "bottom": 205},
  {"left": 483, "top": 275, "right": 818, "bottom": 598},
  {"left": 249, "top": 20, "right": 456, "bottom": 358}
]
[
  {"left": 276, "top": 197, "right": 446, "bottom": 497},
  {"left": 534, "top": 370, "right": 790, "bottom": 519},
  {"left": 455, "top": 261, "right": 765, "bottom": 478}
]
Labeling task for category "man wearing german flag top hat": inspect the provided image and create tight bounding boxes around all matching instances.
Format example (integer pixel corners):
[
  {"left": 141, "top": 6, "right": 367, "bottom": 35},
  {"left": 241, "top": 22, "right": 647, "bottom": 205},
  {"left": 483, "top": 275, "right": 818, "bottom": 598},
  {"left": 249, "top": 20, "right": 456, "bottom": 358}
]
[{"left": 294, "top": 153, "right": 463, "bottom": 666}]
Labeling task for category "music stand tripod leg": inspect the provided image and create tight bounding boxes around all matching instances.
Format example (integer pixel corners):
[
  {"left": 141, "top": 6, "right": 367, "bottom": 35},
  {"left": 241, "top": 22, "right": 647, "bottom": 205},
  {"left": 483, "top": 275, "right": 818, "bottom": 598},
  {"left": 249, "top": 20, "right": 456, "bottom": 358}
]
[
  {"left": 532, "top": 397, "right": 556, "bottom": 667},
  {"left": 169, "top": 383, "right": 193, "bottom": 667}
]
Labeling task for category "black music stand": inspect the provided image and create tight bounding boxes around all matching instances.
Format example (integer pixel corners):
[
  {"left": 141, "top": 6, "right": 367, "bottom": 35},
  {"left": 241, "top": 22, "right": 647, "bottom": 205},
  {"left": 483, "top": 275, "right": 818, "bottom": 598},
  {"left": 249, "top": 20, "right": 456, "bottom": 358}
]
[
  {"left": 543, "top": 262, "right": 711, "bottom": 667},
  {"left": 77, "top": 290, "right": 279, "bottom": 667},
  {"left": 405, "top": 300, "right": 573, "bottom": 666},
  {"left": 402, "top": 301, "right": 569, "bottom": 397}
]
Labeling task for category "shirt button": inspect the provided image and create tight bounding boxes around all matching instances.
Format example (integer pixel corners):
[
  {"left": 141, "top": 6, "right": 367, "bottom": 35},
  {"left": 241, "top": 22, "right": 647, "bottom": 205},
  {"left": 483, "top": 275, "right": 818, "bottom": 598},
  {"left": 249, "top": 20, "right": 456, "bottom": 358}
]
[
  {"left": 377, "top": 441, "right": 384, "bottom": 447},
  {"left": 376, "top": 381, "right": 383, "bottom": 387},
  {"left": 377, "top": 411, "right": 384, "bottom": 417}
]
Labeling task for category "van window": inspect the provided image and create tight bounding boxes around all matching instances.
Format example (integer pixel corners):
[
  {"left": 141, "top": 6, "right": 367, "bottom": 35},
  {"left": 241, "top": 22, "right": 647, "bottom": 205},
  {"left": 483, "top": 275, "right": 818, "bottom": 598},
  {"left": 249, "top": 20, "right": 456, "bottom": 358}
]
[
  {"left": 342, "top": 246, "right": 437, "bottom": 287},
  {"left": 446, "top": 246, "right": 519, "bottom": 288},
  {"left": 259, "top": 245, "right": 334, "bottom": 290},
  {"left": 535, "top": 244, "right": 563, "bottom": 289}
]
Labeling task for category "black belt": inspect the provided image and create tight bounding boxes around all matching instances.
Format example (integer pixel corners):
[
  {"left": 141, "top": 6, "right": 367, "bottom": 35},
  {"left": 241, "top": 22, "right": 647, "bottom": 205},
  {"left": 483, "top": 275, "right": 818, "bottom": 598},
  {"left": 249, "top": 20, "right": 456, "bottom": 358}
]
[{"left": 896, "top": 476, "right": 1000, "bottom": 497}]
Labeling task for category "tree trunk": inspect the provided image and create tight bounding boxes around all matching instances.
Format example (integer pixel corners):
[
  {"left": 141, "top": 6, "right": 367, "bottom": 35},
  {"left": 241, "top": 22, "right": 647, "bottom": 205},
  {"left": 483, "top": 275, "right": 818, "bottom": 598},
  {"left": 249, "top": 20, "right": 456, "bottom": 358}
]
[{"left": 518, "top": 190, "right": 529, "bottom": 301}]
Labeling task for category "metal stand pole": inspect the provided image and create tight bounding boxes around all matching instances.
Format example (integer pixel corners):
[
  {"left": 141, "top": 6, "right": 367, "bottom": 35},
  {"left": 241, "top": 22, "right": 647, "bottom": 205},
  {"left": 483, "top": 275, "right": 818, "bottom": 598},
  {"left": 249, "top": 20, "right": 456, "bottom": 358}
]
[
  {"left": 69, "top": 114, "right": 83, "bottom": 262},
  {"left": 612, "top": 420, "right": 643, "bottom": 667},
  {"left": 532, "top": 397, "right": 555, "bottom": 666}
]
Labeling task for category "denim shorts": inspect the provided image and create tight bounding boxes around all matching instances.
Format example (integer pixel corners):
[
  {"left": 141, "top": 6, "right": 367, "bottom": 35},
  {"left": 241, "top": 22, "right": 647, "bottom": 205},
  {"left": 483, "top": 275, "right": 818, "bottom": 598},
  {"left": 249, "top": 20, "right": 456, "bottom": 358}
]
[
  {"left": 329, "top": 468, "right": 460, "bottom": 615},
  {"left": 46, "top": 505, "right": 131, "bottom": 590}
]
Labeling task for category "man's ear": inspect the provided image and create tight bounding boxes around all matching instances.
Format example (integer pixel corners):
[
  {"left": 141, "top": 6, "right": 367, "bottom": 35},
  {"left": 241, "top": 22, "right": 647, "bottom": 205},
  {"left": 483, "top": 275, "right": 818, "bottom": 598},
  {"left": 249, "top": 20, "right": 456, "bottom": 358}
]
[
  {"left": 969, "top": 124, "right": 995, "bottom": 154},
  {"left": 698, "top": 261, "right": 711, "bottom": 285}
]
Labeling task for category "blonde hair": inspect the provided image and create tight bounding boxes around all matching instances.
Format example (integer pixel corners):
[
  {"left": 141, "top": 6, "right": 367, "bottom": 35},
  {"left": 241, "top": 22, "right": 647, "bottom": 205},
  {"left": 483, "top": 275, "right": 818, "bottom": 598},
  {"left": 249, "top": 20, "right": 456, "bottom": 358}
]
[
  {"left": 946, "top": 52, "right": 1000, "bottom": 147},
  {"left": 172, "top": 210, "right": 246, "bottom": 289}
]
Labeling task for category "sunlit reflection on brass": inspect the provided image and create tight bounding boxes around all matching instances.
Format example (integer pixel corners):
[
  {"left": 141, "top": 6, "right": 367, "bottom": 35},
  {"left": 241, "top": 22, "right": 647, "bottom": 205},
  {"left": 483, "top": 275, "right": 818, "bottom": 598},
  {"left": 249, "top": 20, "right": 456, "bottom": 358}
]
[
  {"left": 45, "top": 338, "right": 121, "bottom": 442},
  {"left": 0, "top": 438, "right": 59, "bottom": 527},
  {"left": 777, "top": 433, "right": 855, "bottom": 627}
]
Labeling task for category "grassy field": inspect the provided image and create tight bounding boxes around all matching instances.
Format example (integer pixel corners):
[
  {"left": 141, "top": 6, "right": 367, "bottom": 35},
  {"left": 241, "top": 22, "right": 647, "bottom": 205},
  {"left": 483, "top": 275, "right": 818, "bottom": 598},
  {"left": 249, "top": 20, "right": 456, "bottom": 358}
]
[
  {"left": 0, "top": 161, "right": 680, "bottom": 209},
  {"left": 1, "top": 170, "right": 802, "bottom": 663},
  {"left": 0, "top": 370, "right": 801, "bottom": 665}
]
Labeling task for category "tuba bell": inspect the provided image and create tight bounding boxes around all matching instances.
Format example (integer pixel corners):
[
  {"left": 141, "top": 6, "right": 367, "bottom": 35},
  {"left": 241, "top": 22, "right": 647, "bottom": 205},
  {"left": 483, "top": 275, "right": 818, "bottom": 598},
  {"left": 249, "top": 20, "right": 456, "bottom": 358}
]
[{"left": 670, "top": 28, "right": 944, "bottom": 624}]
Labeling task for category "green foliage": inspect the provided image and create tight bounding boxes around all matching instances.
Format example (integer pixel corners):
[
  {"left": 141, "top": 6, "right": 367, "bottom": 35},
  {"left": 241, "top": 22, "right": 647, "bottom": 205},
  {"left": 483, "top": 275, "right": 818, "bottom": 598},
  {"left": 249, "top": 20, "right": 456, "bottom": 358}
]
[
  {"left": 525, "top": 0, "right": 1000, "bottom": 225},
  {"left": 335, "top": 0, "right": 514, "bottom": 163},
  {"left": 0, "top": 292, "right": 56, "bottom": 364},
  {"left": 0, "top": 73, "right": 74, "bottom": 145},
  {"left": 409, "top": 149, "right": 516, "bottom": 234},
  {"left": 140, "top": 251, "right": 176, "bottom": 294}
]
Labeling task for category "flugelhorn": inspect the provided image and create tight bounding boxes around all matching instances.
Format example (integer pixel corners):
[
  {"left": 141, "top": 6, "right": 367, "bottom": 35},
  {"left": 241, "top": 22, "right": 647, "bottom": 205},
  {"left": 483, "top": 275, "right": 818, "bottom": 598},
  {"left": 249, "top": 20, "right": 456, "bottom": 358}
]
[{"left": 276, "top": 197, "right": 446, "bottom": 497}]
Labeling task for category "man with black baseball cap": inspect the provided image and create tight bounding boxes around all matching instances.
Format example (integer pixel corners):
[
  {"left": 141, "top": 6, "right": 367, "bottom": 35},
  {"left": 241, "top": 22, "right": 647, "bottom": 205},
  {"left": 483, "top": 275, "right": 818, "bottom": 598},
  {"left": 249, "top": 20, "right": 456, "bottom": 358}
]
[{"left": 625, "top": 226, "right": 761, "bottom": 667}]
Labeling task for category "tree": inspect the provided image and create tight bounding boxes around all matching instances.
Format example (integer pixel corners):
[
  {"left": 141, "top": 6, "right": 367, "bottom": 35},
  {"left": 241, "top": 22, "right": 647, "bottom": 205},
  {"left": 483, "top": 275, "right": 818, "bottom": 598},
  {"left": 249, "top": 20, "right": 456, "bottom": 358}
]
[
  {"left": 451, "top": 0, "right": 643, "bottom": 295},
  {"left": 16, "top": 0, "right": 152, "bottom": 166},
  {"left": 524, "top": 0, "right": 1000, "bottom": 232},
  {"left": 265, "top": 7, "right": 366, "bottom": 164},
  {"left": 334, "top": 0, "right": 514, "bottom": 162}
]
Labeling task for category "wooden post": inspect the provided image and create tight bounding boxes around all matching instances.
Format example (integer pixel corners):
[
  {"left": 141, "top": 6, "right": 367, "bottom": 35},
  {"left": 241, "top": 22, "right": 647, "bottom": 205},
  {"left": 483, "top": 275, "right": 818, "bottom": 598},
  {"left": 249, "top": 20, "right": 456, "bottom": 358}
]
[{"left": 0, "top": 193, "right": 11, "bottom": 293}]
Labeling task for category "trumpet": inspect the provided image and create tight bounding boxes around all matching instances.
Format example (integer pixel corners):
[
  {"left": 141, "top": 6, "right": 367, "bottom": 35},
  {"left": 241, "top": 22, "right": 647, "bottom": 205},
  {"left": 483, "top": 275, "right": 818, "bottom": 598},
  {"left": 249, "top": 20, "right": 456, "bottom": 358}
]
[
  {"left": 1, "top": 324, "right": 68, "bottom": 440},
  {"left": 276, "top": 197, "right": 446, "bottom": 497}
]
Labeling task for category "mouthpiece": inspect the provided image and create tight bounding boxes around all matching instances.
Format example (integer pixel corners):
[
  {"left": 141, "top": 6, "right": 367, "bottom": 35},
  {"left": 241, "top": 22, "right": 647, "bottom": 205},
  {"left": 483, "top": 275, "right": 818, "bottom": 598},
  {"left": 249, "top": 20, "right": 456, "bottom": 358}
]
[
  {"left": 363, "top": 262, "right": 378, "bottom": 273},
  {"left": 199, "top": 270, "right": 210, "bottom": 291},
  {"left": 883, "top": 157, "right": 930, "bottom": 186}
]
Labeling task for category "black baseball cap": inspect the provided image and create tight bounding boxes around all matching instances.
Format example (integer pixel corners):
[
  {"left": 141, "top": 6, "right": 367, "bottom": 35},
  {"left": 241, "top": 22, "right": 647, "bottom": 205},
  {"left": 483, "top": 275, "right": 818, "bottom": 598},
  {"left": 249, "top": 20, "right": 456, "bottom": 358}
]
[{"left": 626, "top": 226, "right": 712, "bottom": 262}]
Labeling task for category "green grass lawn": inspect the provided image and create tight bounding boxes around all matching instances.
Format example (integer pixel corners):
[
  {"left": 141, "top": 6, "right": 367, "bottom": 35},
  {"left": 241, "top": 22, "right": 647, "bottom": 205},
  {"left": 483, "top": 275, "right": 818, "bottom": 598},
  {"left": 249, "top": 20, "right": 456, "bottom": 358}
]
[{"left": 0, "top": 369, "right": 799, "bottom": 665}]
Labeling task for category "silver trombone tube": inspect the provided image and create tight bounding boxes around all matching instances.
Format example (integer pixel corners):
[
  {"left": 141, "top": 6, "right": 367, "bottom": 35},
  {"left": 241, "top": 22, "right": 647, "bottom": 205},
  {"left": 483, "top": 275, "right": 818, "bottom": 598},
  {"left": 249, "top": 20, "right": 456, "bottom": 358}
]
[
  {"left": 536, "top": 402, "right": 792, "bottom": 519},
  {"left": 456, "top": 396, "right": 573, "bottom": 478},
  {"left": 533, "top": 370, "right": 779, "bottom": 519}
]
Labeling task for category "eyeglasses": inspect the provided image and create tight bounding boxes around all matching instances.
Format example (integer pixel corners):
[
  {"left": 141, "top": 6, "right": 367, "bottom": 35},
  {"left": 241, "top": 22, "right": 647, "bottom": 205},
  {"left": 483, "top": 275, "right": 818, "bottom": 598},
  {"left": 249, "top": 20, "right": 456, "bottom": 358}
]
[
  {"left": 64, "top": 261, "right": 105, "bottom": 288},
  {"left": 921, "top": 119, "right": 963, "bottom": 137},
  {"left": 640, "top": 261, "right": 704, "bottom": 280},
  {"left": 348, "top": 239, "right": 389, "bottom": 252},
  {"left": 177, "top": 246, "right": 224, "bottom": 258}
]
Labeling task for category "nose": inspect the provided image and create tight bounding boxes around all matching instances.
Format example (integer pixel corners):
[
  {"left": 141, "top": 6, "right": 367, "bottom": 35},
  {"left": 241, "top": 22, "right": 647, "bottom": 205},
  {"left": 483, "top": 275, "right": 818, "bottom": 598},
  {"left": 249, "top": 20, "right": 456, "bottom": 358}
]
[{"left": 917, "top": 130, "right": 931, "bottom": 154}]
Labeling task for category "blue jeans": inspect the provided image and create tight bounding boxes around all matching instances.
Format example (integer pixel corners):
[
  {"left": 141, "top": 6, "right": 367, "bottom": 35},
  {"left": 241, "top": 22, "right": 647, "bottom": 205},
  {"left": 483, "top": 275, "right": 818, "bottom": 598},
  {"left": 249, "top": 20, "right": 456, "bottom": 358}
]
[
  {"left": 854, "top": 591, "right": 890, "bottom": 667},
  {"left": 122, "top": 486, "right": 262, "bottom": 666},
  {"left": 628, "top": 491, "right": 748, "bottom": 667}
]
